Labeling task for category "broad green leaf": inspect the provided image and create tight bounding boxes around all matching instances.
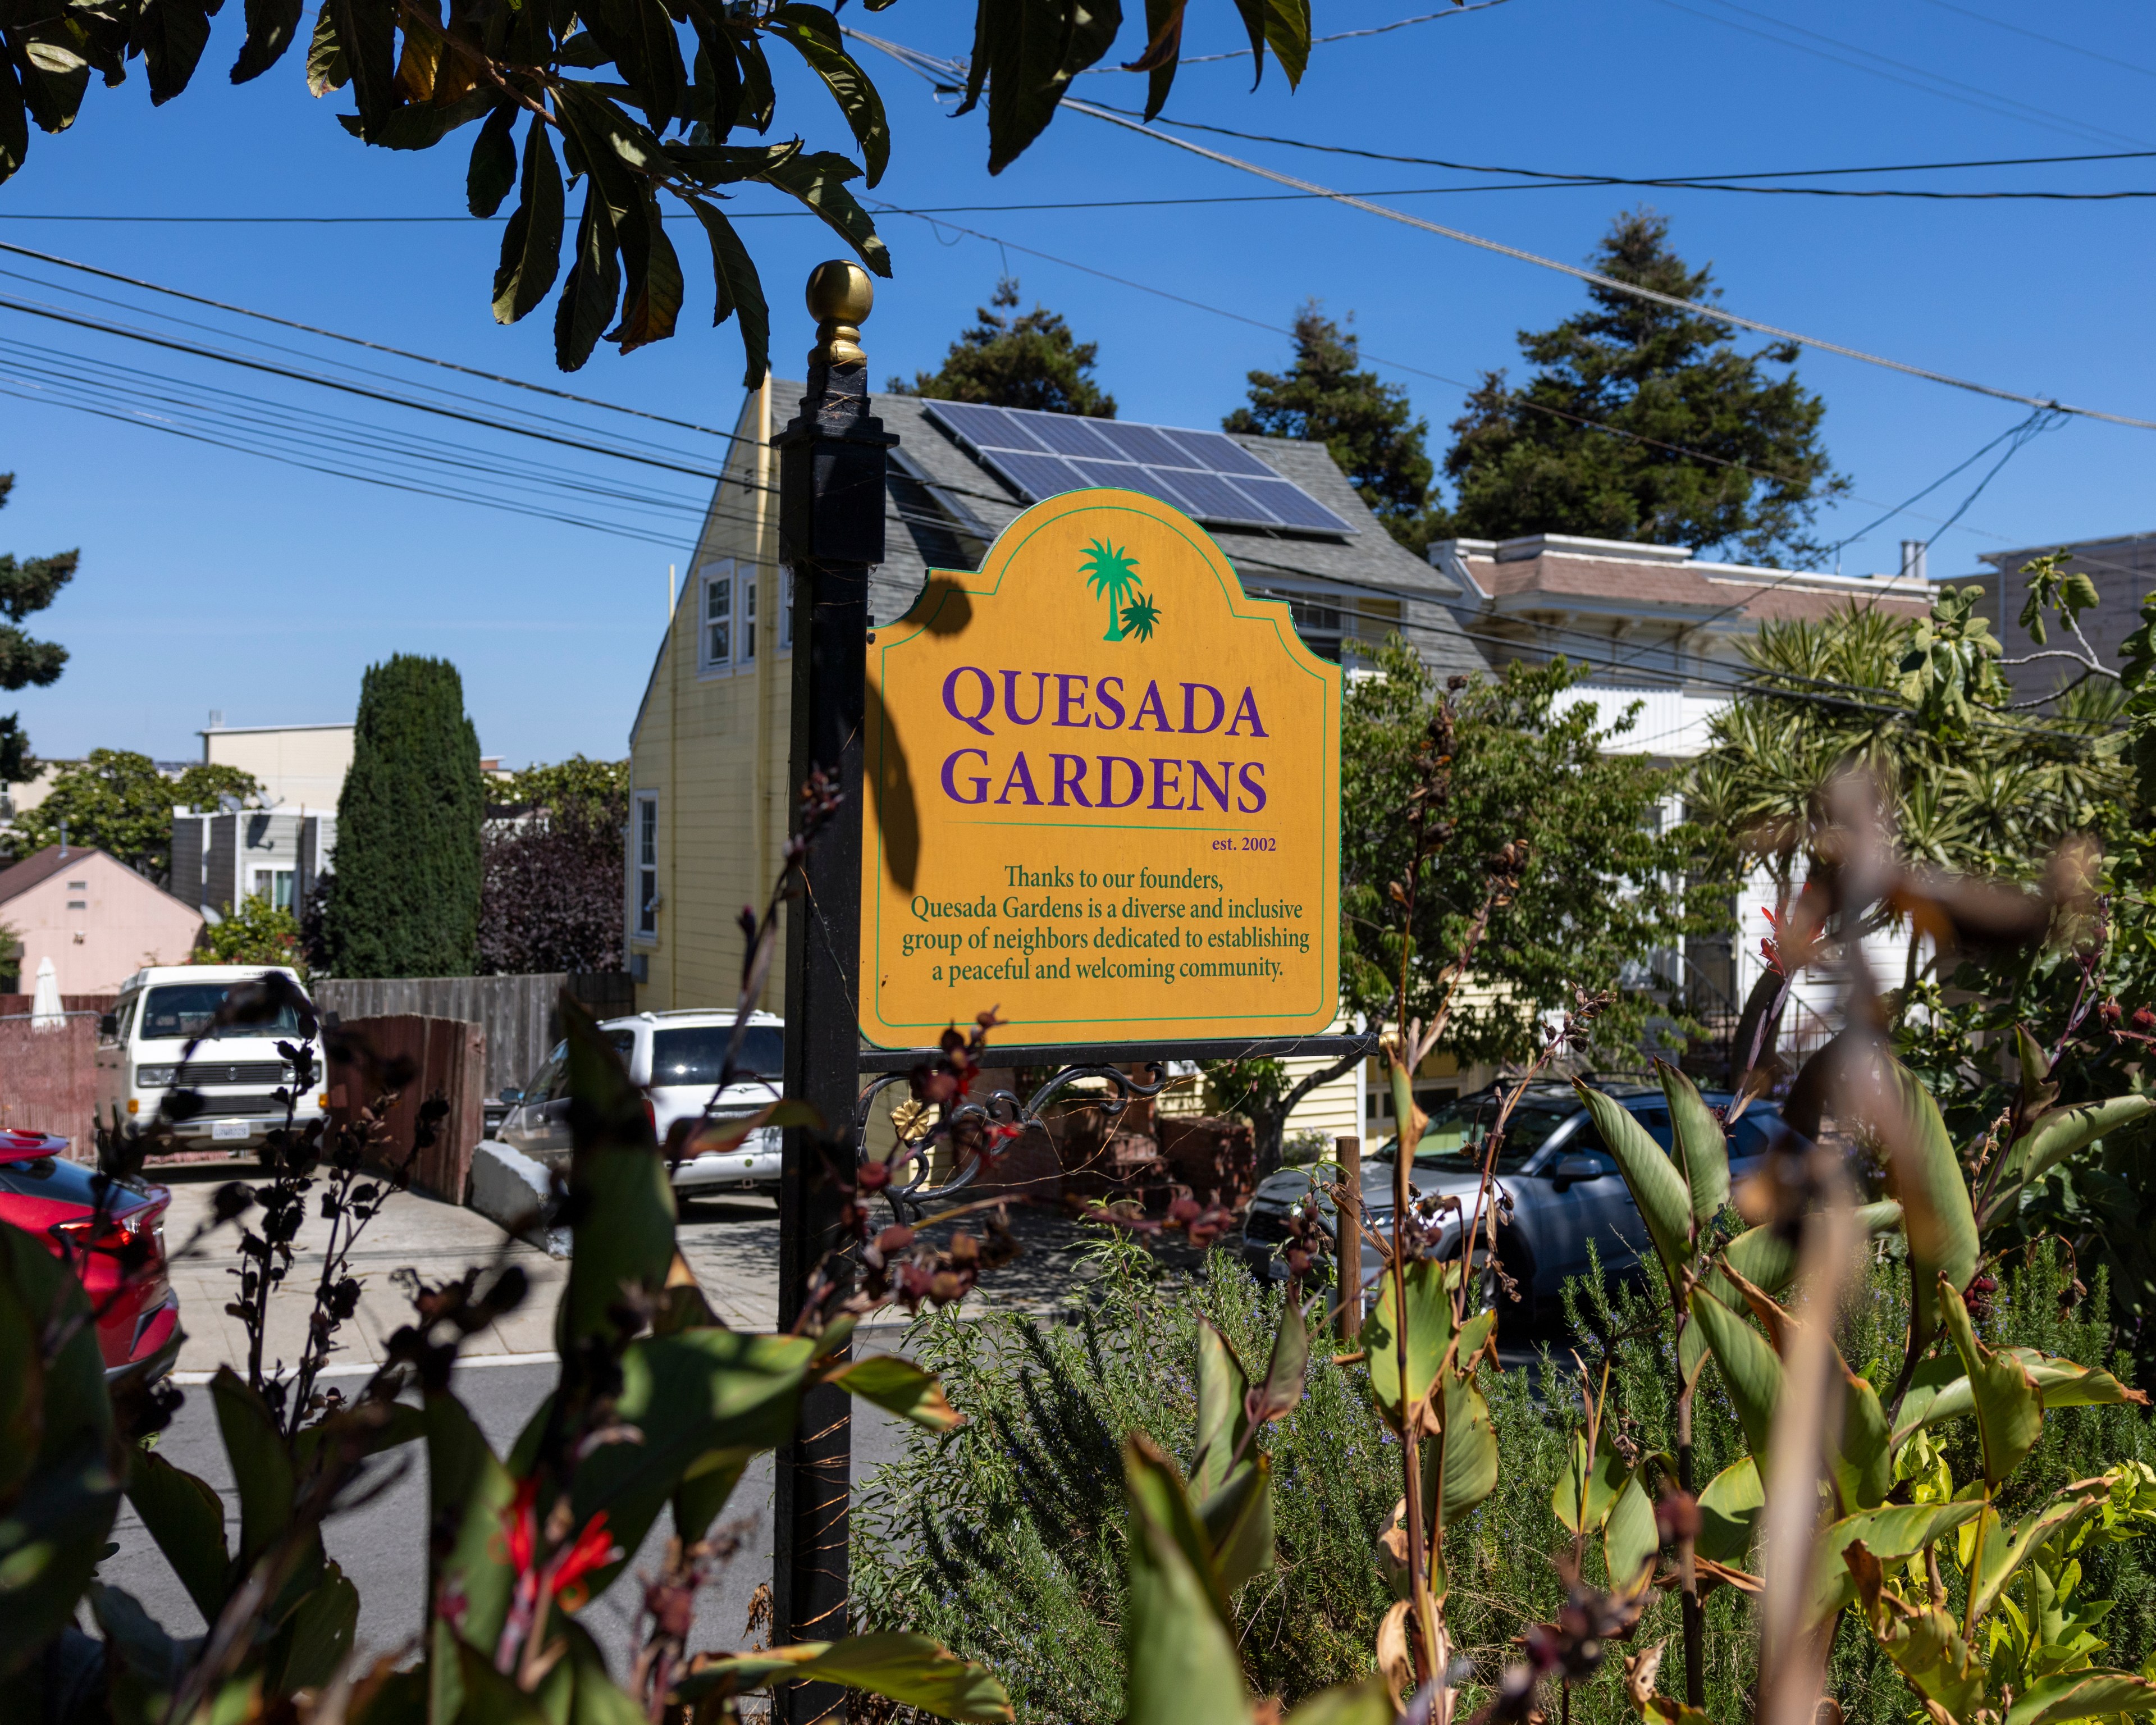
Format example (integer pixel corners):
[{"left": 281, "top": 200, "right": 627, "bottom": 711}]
[
  {"left": 126, "top": 1450, "right": 231, "bottom": 1622},
  {"left": 209, "top": 1366, "right": 294, "bottom": 1571},
  {"left": 1554, "top": 1425, "right": 1632, "bottom": 1537},
  {"left": 334, "top": 87, "right": 491, "bottom": 148},
  {"left": 1285, "top": 1677, "right": 1397, "bottom": 1725},
  {"left": 673, "top": 1446, "right": 751, "bottom": 1545},
  {"left": 1717, "top": 1202, "right": 1902, "bottom": 1309},
  {"left": 1895, "top": 1347, "right": 2141, "bottom": 1444},
  {"left": 1692, "top": 1288, "right": 1782, "bottom": 1455},
  {"left": 1856, "top": 1199, "right": 1904, "bottom": 1238},
  {"left": 426, "top": 1391, "right": 518, "bottom": 1658},
  {"left": 493, "top": 118, "right": 565, "bottom": 325},
  {"left": 1814, "top": 1500, "right": 1988, "bottom": 1616},
  {"left": 304, "top": 0, "right": 345, "bottom": 94},
  {"left": 552, "top": 184, "right": 623, "bottom": 374},
  {"left": 466, "top": 103, "right": 518, "bottom": 216},
  {"left": 759, "top": 149, "right": 892, "bottom": 277},
  {"left": 232, "top": 0, "right": 304, "bottom": 83},
  {"left": 1604, "top": 1470, "right": 1659, "bottom": 1587},
  {"left": 1361, "top": 1257, "right": 1454, "bottom": 1429},
  {"left": 1122, "top": 1435, "right": 1248, "bottom": 1725},
  {"left": 554, "top": 996, "right": 675, "bottom": 1356},
  {"left": 822, "top": 1353, "right": 961, "bottom": 1432},
  {"left": 1696, "top": 1454, "right": 1763, "bottom": 1565},
  {"left": 1990, "top": 1096, "right": 2154, "bottom": 1221},
  {"left": 1255, "top": 1293, "right": 1310, "bottom": 1424},
  {"left": 129, "top": 0, "right": 217, "bottom": 104},
  {"left": 1941, "top": 1276, "right": 2041, "bottom": 1489},
  {"left": 957, "top": 0, "right": 1121, "bottom": 175},
  {"left": 609, "top": 193, "right": 687, "bottom": 353},
  {"left": 569, "top": 1329, "right": 814, "bottom": 1602},
  {"left": 0, "top": 1224, "right": 118, "bottom": 1678},
  {"left": 682, "top": 194, "right": 770, "bottom": 387},
  {"left": 327, "top": 0, "right": 395, "bottom": 139},
  {"left": 455, "top": 1638, "right": 552, "bottom": 1725},
  {"left": 663, "top": 138, "right": 805, "bottom": 184},
  {"left": 1835, "top": 1364, "right": 1892, "bottom": 1512},
  {"left": 562, "top": 1618, "right": 648, "bottom": 1725},
  {"left": 1190, "top": 1316, "right": 1250, "bottom": 1503},
  {"left": 1891, "top": 1351, "right": 1969, "bottom": 1445},
  {"left": 1968, "top": 1477, "right": 2111, "bottom": 1623},
  {"left": 1197, "top": 1454, "right": 1274, "bottom": 1599},
  {"left": 1658, "top": 1059, "right": 1729, "bottom": 1229},
  {"left": 1575, "top": 1082, "right": 1694, "bottom": 1292},
  {"left": 1880, "top": 1058, "right": 1979, "bottom": 1353},
  {"left": 670, "top": 1635, "right": 1012, "bottom": 1721},
  {"left": 2005, "top": 1669, "right": 2156, "bottom": 1725},
  {"left": 1427, "top": 1369, "right": 1498, "bottom": 1530},
  {"left": 762, "top": 4, "right": 889, "bottom": 186},
  {"left": 272, "top": 1559, "right": 358, "bottom": 1692}
]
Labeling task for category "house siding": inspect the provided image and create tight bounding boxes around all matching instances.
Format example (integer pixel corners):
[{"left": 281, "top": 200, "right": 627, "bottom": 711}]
[{"left": 1, "top": 850, "right": 203, "bottom": 993}]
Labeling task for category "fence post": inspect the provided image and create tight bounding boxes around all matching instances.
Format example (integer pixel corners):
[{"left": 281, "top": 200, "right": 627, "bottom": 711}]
[
  {"left": 1335, "top": 1133, "right": 1362, "bottom": 1343},
  {"left": 771, "top": 259, "right": 894, "bottom": 1723}
]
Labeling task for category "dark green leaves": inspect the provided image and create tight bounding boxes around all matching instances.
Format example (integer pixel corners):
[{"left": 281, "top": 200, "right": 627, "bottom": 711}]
[
  {"left": 764, "top": 6, "right": 888, "bottom": 186},
  {"left": 1657, "top": 1058, "right": 1729, "bottom": 1229},
  {"left": 759, "top": 148, "right": 893, "bottom": 277},
  {"left": 1575, "top": 1081, "right": 1694, "bottom": 1294},
  {"left": 1882, "top": 1057, "right": 1980, "bottom": 1354},
  {"left": 555, "top": 184, "right": 624, "bottom": 372},
  {"left": 0, "top": 59, "right": 28, "bottom": 182},
  {"left": 683, "top": 195, "right": 770, "bottom": 386},
  {"left": 230, "top": 0, "right": 302, "bottom": 84},
  {"left": 326, "top": 0, "right": 396, "bottom": 140},
  {"left": 1692, "top": 1288, "right": 1782, "bottom": 1455},
  {"left": 1121, "top": 1434, "right": 1251, "bottom": 1725},
  {"left": 130, "top": 0, "right": 225, "bottom": 105},
  {"left": 492, "top": 118, "right": 565, "bottom": 326},
  {"left": 960, "top": 0, "right": 1124, "bottom": 175},
  {"left": 126, "top": 1452, "right": 232, "bottom": 1622},
  {"left": 467, "top": 103, "right": 518, "bottom": 216}
]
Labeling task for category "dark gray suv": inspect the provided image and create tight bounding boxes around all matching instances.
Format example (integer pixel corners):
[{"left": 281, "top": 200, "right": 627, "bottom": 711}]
[{"left": 1241, "top": 1082, "right": 1796, "bottom": 1320}]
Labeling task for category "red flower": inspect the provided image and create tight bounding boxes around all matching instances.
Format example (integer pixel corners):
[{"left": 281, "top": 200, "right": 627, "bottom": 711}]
[{"left": 550, "top": 1511, "right": 621, "bottom": 1610}]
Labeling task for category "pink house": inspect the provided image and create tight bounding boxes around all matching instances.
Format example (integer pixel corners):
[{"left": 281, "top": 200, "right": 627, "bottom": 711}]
[{"left": 0, "top": 846, "right": 204, "bottom": 994}]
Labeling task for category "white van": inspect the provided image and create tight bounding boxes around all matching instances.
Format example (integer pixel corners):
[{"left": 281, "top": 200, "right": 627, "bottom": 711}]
[{"left": 94, "top": 965, "right": 328, "bottom": 1149}]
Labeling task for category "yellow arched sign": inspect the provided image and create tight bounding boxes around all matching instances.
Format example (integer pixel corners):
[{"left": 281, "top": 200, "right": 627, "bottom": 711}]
[{"left": 860, "top": 489, "right": 1341, "bottom": 1047}]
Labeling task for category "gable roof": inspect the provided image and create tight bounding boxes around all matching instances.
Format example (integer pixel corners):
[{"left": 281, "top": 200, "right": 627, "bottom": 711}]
[{"left": 0, "top": 845, "right": 199, "bottom": 914}]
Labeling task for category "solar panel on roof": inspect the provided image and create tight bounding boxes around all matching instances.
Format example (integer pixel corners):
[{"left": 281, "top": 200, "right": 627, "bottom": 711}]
[{"left": 920, "top": 399, "right": 1356, "bottom": 536}]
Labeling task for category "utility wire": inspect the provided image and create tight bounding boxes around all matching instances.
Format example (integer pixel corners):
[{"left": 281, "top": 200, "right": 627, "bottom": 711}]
[{"left": 1906, "top": 0, "right": 2156, "bottom": 84}]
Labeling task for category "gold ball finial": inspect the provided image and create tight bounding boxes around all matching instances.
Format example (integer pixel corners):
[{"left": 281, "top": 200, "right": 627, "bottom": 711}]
[{"left": 806, "top": 259, "right": 873, "bottom": 367}]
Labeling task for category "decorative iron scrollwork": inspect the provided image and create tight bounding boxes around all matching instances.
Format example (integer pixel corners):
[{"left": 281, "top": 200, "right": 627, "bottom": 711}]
[{"left": 856, "top": 1061, "right": 1171, "bottom": 1222}]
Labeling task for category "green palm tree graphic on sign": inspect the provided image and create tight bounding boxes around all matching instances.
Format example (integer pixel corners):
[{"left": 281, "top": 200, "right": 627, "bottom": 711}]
[{"left": 1080, "top": 539, "right": 1157, "bottom": 642}]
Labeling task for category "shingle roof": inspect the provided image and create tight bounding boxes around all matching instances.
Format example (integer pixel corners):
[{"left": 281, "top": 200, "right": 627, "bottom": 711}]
[
  {"left": 761, "top": 380, "right": 1486, "bottom": 673},
  {"left": 0, "top": 844, "right": 193, "bottom": 911}
]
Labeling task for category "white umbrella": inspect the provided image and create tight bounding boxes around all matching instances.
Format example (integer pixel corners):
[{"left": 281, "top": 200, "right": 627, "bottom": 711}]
[{"left": 29, "top": 956, "right": 62, "bottom": 1032}]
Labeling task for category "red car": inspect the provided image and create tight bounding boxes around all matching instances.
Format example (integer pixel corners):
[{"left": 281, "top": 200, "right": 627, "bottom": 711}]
[{"left": 0, "top": 1129, "right": 180, "bottom": 1379}]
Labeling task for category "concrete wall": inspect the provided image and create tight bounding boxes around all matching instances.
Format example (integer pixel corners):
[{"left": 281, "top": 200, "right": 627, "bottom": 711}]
[{"left": 202, "top": 723, "right": 355, "bottom": 811}]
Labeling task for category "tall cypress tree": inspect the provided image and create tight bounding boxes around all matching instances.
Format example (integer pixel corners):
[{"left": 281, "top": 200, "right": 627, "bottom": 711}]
[{"left": 324, "top": 655, "right": 483, "bottom": 978}]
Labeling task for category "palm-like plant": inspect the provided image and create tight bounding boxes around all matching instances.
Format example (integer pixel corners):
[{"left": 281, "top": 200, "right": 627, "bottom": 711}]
[
  {"left": 1120, "top": 595, "right": 1162, "bottom": 641},
  {"left": 1081, "top": 540, "right": 1142, "bottom": 642}
]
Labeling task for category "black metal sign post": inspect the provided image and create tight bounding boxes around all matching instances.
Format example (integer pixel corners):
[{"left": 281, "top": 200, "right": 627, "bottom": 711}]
[{"left": 774, "top": 261, "right": 892, "bottom": 1723}]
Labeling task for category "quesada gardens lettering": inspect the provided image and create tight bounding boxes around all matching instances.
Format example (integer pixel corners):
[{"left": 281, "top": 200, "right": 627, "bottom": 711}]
[{"left": 860, "top": 489, "right": 1342, "bottom": 1047}]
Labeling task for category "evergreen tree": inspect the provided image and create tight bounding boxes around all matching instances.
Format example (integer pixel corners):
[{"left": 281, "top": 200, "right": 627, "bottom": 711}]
[
  {"left": 1225, "top": 304, "right": 1440, "bottom": 551},
  {"left": 323, "top": 655, "right": 483, "bottom": 978},
  {"left": 1441, "top": 209, "right": 1847, "bottom": 564},
  {"left": 0, "top": 473, "right": 79, "bottom": 786},
  {"left": 890, "top": 277, "right": 1116, "bottom": 417}
]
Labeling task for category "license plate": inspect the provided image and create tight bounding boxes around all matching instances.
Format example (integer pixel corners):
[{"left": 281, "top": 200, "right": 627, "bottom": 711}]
[{"left": 211, "top": 1120, "right": 249, "bottom": 1142}]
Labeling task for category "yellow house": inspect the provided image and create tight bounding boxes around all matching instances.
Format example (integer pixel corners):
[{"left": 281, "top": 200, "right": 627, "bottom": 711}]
[{"left": 625, "top": 379, "right": 1486, "bottom": 1140}]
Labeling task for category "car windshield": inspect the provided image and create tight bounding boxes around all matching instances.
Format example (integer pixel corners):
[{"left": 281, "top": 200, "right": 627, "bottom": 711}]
[
  {"left": 1372, "top": 1100, "right": 1580, "bottom": 1176},
  {"left": 651, "top": 1025, "right": 784, "bottom": 1088},
  {"left": 524, "top": 1031, "right": 636, "bottom": 1102},
  {"left": 140, "top": 983, "right": 307, "bottom": 1041}
]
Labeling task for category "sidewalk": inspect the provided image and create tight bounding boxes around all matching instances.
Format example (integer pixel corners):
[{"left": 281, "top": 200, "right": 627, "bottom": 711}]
[{"left": 154, "top": 1165, "right": 1099, "bottom": 1380}]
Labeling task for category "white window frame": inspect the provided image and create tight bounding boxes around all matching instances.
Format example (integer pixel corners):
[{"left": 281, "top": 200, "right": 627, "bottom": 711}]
[
  {"left": 779, "top": 565, "right": 794, "bottom": 654},
  {"left": 699, "top": 559, "right": 736, "bottom": 677},
  {"left": 248, "top": 865, "right": 296, "bottom": 911},
  {"left": 632, "top": 792, "right": 660, "bottom": 942},
  {"left": 739, "top": 568, "right": 757, "bottom": 666}
]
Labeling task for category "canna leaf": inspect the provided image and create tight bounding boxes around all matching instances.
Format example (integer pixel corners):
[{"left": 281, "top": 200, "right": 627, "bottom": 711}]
[
  {"left": 1575, "top": 1083, "right": 1694, "bottom": 1293},
  {"left": 1122, "top": 1435, "right": 1248, "bottom": 1725},
  {"left": 1968, "top": 1476, "right": 2112, "bottom": 1624},
  {"left": 1879, "top": 1058, "right": 1979, "bottom": 1356},
  {"left": 820, "top": 1353, "right": 961, "bottom": 1433},
  {"left": 1197, "top": 1453, "right": 1274, "bottom": 1599},
  {"left": 1940, "top": 1275, "right": 2041, "bottom": 1489},
  {"left": 1834, "top": 1362, "right": 1892, "bottom": 1512},
  {"left": 1284, "top": 1677, "right": 1398, "bottom": 1725},
  {"left": 1692, "top": 1288, "right": 1782, "bottom": 1456},
  {"left": 1360, "top": 1257, "right": 1454, "bottom": 1430},
  {"left": 125, "top": 1450, "right": 231, "bottom": 1622},
  {"left": 1696, "top": 1454, "right": 1763, "bottom": 1565},
  {"left": 210, "top": 1367, "right": 295, "bottom": 1572},
  {"left": 670, "top": 1633, "right": 1012, "bottom": 1721},
  {"left": 1189, "top": 1316, "right": 1250, "bottom": 1503},
  {"left": 1554, "top": 1425, "right": 1632, "bottom": 1537},
  {"left": 1986, "top": 1096, "right": 2154, "bottom": 1224},
  {"left": 1604, "top": 1470, "right": 1659, "bottom": 1587},
  {"left": 1814, "top": 1499, "right": 1988, "bottom": 1617},
  {"left": 1254, "top": 1292, "right": 1310, "bottom": 1424},
  {"left": 1657, "top": 1059, "right": 1729, "bottom": 1230},
  {"left": 2005, "top": 1669, "right": 2156, "bottom": 1725}
]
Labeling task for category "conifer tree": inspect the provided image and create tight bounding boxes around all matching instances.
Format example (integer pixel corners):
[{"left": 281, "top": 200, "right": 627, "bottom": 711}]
[
  {"left": 892, "top": 277, "right": 1116, "bottom": 417},
  {"left": 0, "top": 473, "right": 77, "bottom": 786},
  {"left": 323, "top": 655, "right": 484, "bottom": 978},
  {"left": 1225, "top": 304, "right": 1441, "bottom": 552},
  {"left": 1440, "top": 209, "right": 1847, "bottom": 564}
]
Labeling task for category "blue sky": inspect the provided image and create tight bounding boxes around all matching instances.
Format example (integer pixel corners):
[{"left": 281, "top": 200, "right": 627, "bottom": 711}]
[{"left": 1, "top": 0, "right": 2151, "bottom": 766}]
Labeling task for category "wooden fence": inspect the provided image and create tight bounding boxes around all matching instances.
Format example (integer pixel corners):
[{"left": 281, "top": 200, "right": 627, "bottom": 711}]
[
  {"left": 314, "top": 971, "right": 633, "bottom": 1099},
  {"left": 0, "top": 1013, "right": 101, "bottom": 1160},
  {"left": 327, "top": 1015, "right": 487, "bottom": 1203}
]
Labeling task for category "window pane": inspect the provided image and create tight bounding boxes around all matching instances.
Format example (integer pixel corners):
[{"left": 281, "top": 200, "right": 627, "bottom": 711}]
[
  {"left": 650, "top": 1024, "right": 785, "bottom": 1087},
  {"left": 740, "top": 576, "right": 757, "bottom": 662},
  {"left": 141, "top": 983, "right": 304, "bottom": 1040}
]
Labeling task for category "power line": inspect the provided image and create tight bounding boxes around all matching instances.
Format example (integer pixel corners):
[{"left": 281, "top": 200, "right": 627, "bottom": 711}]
[
  {"left": 1906, "top": 0, "right": 2156, "bottom": 84},
  {"left": 1070, "top": 103, "right": 2156, "bottom": 191}
]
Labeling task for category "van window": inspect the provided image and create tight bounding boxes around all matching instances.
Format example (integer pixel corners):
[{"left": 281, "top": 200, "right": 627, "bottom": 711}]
[
  {"left": 139, "top": 982, "right": 307, "bottom": 1041},
  {"left": 651, "top": 1025, "right": 785, "bottom": 1088}
]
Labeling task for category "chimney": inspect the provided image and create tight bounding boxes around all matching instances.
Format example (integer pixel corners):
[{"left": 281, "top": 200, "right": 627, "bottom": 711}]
[{"left": 1899, "top": 540, "right": 1929, "bottom": 583}]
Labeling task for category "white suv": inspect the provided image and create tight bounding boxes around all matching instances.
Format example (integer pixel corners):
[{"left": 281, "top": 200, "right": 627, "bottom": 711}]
[
  {"left": 94, "top": 965, "right": 327, "bottom": 1151},
  {"left": 497, "top": 1008, "right": 786, "bottom": 1196}
]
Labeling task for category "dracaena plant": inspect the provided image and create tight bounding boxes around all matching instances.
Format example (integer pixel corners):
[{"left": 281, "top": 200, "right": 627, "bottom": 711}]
[{"left": 0, "top": 0, "right": 1309, "bottom": 376}]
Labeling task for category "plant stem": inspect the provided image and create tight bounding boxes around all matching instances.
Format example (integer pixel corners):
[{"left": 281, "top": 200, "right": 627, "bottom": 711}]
[{"left": 1677, "top": 1349, "right": 1705, "bottom": 1710}]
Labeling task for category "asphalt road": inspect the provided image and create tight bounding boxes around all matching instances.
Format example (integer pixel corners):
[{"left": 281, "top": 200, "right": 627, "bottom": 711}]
[{"left": 101, "top": 1348, "right": 917, "bottom": 1675}]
